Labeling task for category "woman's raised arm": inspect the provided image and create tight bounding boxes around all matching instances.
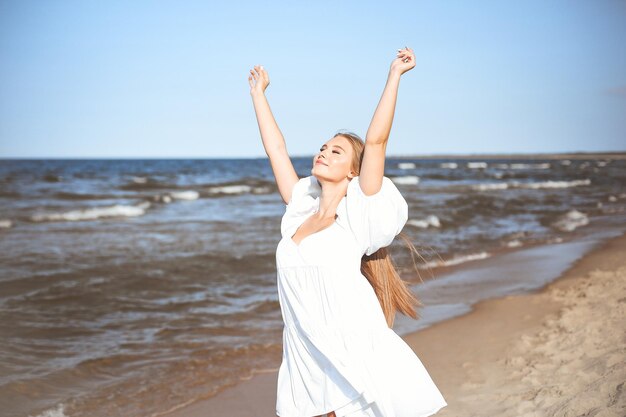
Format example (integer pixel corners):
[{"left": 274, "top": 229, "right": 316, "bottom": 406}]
[
  {"left": 359, "top": 47, "right": 416, "bottom": 196},
  {"left": 249, "top": 65, "right": 299, "bottom": 205}
]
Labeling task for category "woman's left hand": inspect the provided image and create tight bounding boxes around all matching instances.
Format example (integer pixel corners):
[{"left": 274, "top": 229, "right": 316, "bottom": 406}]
[{"left": 390, "top": 46, "right": 416, "bottom": 76}]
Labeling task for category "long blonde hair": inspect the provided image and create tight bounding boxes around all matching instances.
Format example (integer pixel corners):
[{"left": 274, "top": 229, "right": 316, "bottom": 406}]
[{"left": 334, "top": 130, "right": 424, "bottom": 328}]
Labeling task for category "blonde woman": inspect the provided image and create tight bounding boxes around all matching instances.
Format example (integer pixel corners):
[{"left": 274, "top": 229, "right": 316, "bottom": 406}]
[{"left": 248, "top": 47, "right": 447, "bottom": 417}]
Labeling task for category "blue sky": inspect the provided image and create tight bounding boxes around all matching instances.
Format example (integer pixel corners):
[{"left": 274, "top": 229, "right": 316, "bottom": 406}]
[{"left": 0, "top": 0, "right": 624, "bottom": 158}]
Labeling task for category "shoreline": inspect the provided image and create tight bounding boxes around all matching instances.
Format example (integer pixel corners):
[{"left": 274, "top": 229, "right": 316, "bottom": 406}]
[
  {"left": 163, "top": 230, "right": 626, "bottom": 417},
  {"left": 406, "top": 231, "right": 626, "bottom": 416}
]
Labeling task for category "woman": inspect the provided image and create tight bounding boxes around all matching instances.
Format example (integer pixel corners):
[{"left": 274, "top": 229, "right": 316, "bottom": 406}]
[{"left": 248, "top": 47, "right": 447, "bottom": 417}]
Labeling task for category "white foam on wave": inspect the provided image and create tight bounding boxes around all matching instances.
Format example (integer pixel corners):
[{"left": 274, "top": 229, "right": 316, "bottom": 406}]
[
  {"left": 207, "top": 185, "right": 252, "bottom": 195},
  {"left": 596, "top": 160, "right": 609, "bottom": 167},
  {"left": 560, "top": 159, "right": 571, "bottom": 166},
  {"left": 467, "top": 162, "right": 487, "bottom": 169},
  {"left": 153, "top": 194, "right": 173, "bottom": 203},
  {"left": 408, "top": 215, "right": 441, "bottom": 229},
  {"left": 493, "top": 162, "right": 551, "bottom": 169},
  {"left": 551, "top": 209, "right": 589, "bottom": 232},
  {"left": 28, "top": 403, "right": 67, "bottom": 417},
  {"left": 132, "top": 176, "right": 147, "bottom": 184},
  {"left": 398, "top": 162, "right": 416, "bottom": 169},
  {"left": 31, "top": 202, "right": 151, "bottom": 222},
  {"left": 472, "top": 178, "right": 591, "bottom": 191},
  {"left": 391, "top": 176, "right": 419, "bottom": 185},
  {"left": 505, "top": 239, "right": 523, "bottom": 248},
  {"left": 439, "top": 162, "right": 458, "bottom": 169},
  {"left": 510, "top": 163, "right": 551, "bottom": 169},
  {"left": 472, "top": 182, "right": 509, "bottom": 191},
  {"left": 170, "top": 190, "right": 199, "bottom": 200},
  {"left": 0, "top": 219, "right": 12, "bottom": 228},
  {"left": 253, "top": 186, "right": 272, "bottom": 193},
  {"left": 418, "top": 251, "right": 491, "bottom": 269},
  {"left": 513, "top": 179, "right": 591, "bottom": 189}
]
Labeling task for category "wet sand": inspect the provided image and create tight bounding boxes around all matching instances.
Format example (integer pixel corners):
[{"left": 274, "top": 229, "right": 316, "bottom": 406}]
[{"left": 164, "top": 232, "right": 626, "bottom": 417}]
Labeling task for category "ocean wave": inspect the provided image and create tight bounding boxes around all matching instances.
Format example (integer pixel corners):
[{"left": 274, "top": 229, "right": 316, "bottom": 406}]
[
  {"left": 153, "top": 194, "right": 173, "bottom": 203},
  {"left": 43, "top": 174, "right": 64, "bottom": 183},
  {"left": 207, "top": 184, "right": 253, "bottom": 195},
  {"left": 505, "top": 239, "right": 523, "bottom": 248},
  {"left": 28, "top": 403, "right": 67, "bottom": 417},
  {"left": 514, "top": 179, "right": 591, "bottom": 189},
  {"left": 52, "top": 191, "right": 120, "bottom": 201},
  {"left": 0, "top": 219, "right": 12, "bottom": 228},
  {"left": 31, "top": 202, "right": 151, "bottom": 222},
  {"left": 170, "top": 190, "right": 200, "bottom": 200},
  {"left": 467, "top": 162, "right": 487, "bottom": 169},
  {"left": 439, "top": 162, "right": 458, "bottom": 169},
  {"left": 472, "top": 182, "right": 509, "bottom": 191},
  {"left": 471, "top": 178, "right": 591, "bottom": 191},
  {"left": 418, "top": 251, "right": 491, "bottom": 269},
  {"left": 551, "top": 209, "right": 589, "bottom": 232},
  {"left": 408, "top": 215, "right": 441, "bottom": 229},
  {"left": 391, "top": 175, "right": 419, "bottom": 185},
  {"left": 120, "top": 179, "right": 180, "bottom": 191},
  {"left": 398, "top": 162, "right": 416, "bottom": 169},
  {"left": 515, "top": 163, "right": 550, "bottom": 170}
]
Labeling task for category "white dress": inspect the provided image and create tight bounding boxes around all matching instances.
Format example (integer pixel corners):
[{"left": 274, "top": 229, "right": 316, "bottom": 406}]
[{"left": 275, "top": 175, "right": 448, "bottom": 417}]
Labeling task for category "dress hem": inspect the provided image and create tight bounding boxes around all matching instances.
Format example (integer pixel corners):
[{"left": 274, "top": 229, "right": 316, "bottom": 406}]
[{"left": 277, "top": 394, "right": 447, "bottom": 417}]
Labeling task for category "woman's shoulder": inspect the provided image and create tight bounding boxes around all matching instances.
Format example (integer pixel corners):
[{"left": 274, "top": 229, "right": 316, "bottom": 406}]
[{"left": 288, "top": 175, "right": 321, "bottom": 205}]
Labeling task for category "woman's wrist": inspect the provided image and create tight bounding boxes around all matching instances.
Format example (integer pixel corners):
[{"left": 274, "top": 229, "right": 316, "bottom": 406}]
[{"left": 388, "top": 68, "right": 402, "bottom": 80}]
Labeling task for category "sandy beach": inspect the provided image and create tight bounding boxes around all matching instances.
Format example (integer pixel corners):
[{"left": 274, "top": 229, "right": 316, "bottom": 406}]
[{"left": 163, "top": 231, "right": 626, "bottom": 417}]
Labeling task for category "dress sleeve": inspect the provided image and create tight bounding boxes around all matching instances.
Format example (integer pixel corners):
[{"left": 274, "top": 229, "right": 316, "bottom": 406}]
[
  {"left": 345, "top": 176, "right": 409, "bottom": 256},
  {"left": 280, "top": 176, "right": 321, "bottom": 239}
]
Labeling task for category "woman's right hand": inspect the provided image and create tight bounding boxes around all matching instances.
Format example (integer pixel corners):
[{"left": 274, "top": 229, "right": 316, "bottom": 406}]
[{"left": 248, "top": 65, "right": 270, "bottom": 96}]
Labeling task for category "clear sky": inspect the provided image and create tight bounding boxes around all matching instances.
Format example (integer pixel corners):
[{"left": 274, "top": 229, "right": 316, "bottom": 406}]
[{"left": 0, "top": 0, "right": 624, "bottom": 158}]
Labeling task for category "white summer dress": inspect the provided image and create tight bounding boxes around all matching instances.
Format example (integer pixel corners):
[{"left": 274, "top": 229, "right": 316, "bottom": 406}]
[{"left": 275, "top": 175, "right": 447, "bottom": 417}]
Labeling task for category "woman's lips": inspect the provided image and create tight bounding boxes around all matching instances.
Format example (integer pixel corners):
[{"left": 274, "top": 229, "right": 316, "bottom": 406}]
[{"left": 315, "top": 160, "right": 326, "bottom": 166}]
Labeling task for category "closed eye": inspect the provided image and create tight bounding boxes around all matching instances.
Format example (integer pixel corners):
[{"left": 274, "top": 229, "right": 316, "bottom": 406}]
[{"left": 319, "top": 146, "right": 341, "bottom": 154}]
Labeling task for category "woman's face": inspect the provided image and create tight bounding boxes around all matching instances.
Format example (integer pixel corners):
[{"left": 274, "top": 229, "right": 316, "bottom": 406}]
[{"left": 310, "top": 135, "right": 354, "bottom": 181}]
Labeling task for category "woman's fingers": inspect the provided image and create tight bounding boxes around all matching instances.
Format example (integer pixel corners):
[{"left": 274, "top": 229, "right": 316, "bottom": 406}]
[
  {"left": 249, "top": 64, "right": 268, "bottom": 89},
  {"left": 396, "top": 47, "right": 414, "bottom": 62},
  {"left": 394, "top": 47, "right": 414, "bottom": 65},
  {"left": 249, "top": 65, "right": 267, "bottom": 81}
]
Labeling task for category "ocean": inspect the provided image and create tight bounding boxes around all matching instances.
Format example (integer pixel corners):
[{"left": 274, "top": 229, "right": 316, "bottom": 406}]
[{"left": 1, "top": 155, "right": 625, "bottom": 417}]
